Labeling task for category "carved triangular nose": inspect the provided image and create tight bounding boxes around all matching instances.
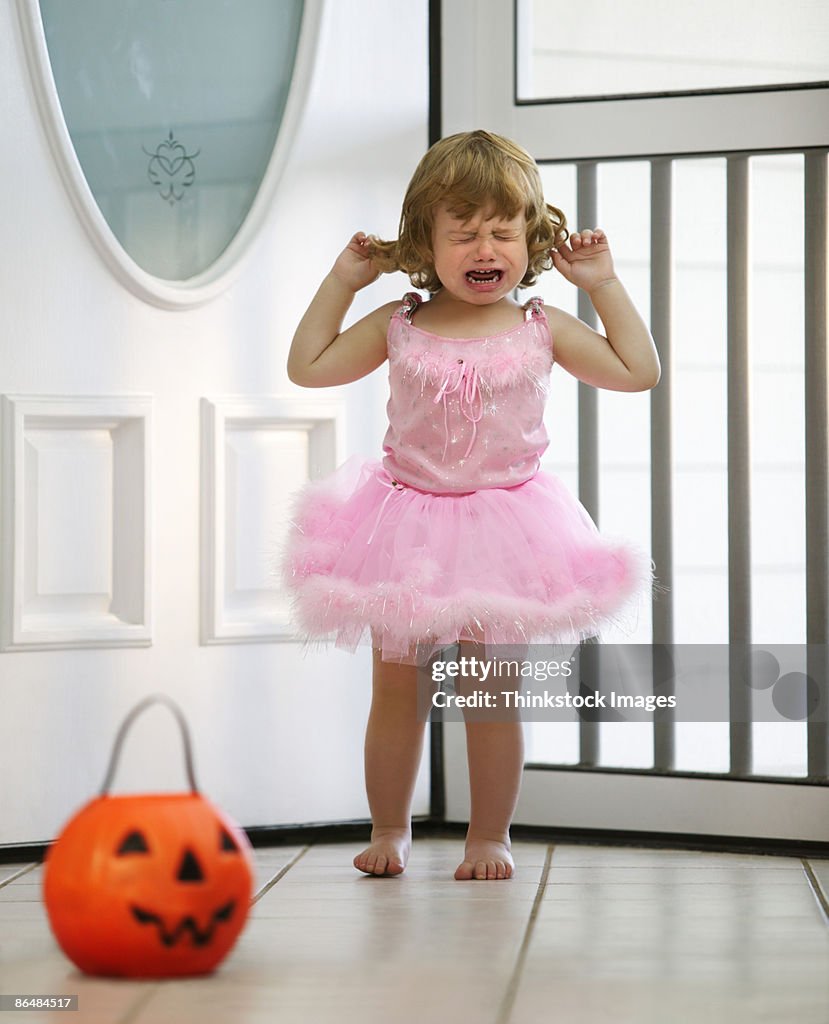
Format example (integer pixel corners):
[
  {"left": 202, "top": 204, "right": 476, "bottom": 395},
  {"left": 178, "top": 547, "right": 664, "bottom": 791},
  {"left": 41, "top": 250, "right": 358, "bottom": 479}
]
[{"left": 177, "top": 848, "right": 204, "bottom": 883}]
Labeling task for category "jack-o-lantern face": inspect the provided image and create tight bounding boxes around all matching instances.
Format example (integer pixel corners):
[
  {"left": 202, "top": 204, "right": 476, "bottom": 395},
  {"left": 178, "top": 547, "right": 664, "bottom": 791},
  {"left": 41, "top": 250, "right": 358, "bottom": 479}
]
[
  {"left": 119, "top": 822, "right": 241, "bottom": 949},
  {"left": 44, "top": 793, "right": 255, "bottom": 978}
]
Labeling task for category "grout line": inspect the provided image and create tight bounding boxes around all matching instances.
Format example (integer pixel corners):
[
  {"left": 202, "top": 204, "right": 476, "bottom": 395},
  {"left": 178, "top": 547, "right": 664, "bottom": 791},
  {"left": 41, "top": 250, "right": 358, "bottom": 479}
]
[
  {"left": 251, "top": 845, "right": 312, "bottom": 905},
  {"left": 0, "top": 863, "right": 38, "bottom": 888},
  {"left": 494, "top": 844, "right": 554, "bottom": 1024},
  {"left": 117, "top": 985, "right": 161, "bottom": 1024},
  {"left": 802, "top": 859, "right": 829, "bottom": 927},
  {"left": 113, "top": 847, "right": 312, "bottom": 1023},
  {"left": 117, "top": 846, "right": 314, "bottom": 1022}
]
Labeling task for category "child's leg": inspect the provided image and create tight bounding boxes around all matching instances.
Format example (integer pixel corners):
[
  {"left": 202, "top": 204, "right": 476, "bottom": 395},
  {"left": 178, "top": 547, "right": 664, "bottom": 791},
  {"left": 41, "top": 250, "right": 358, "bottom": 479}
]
[
  {"left": 455, "top": 643, "right": 524, "bottom": 880},
  {"left": 353, "top": 648, "right": 427, "bottom": 876}
]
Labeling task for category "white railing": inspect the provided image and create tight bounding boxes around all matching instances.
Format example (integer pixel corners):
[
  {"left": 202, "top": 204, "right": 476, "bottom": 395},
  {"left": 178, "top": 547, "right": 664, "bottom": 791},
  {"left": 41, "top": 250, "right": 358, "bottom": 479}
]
[{"left": 534, "top": 148, "right": 828, "bottom": 781}]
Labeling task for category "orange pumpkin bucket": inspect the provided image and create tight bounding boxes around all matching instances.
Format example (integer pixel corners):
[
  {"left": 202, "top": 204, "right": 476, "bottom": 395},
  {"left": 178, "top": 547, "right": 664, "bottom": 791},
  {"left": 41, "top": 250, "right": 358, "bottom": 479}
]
[{"left": 43, "top": 695, "right": 255, "bottom": 978}]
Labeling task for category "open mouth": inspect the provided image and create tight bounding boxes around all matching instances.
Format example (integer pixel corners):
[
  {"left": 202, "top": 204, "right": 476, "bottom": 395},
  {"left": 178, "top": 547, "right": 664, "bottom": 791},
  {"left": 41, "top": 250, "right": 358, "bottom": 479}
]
[{"left": 465, "top": 270, "right": 503, "bottom": 284}]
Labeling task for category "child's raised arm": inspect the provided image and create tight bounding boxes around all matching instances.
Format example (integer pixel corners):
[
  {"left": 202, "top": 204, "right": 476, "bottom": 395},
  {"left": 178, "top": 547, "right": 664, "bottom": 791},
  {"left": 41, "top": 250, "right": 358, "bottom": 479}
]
[
  {"left": 548, "top": 229, "right": 661, "bottom": 392},
  {"left": 287, "top": 233, "right": 397, "bottom": 388}
]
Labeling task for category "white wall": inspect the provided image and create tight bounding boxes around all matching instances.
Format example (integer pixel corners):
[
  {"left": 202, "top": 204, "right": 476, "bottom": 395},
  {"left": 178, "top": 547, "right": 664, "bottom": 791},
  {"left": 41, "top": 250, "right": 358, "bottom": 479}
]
[{"left": 0, "top": 0, "right": 429, "bottom": 845}]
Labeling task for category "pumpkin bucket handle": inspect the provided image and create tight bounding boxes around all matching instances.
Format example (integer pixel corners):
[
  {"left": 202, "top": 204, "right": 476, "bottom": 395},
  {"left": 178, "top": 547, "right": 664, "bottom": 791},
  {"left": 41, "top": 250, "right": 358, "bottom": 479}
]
[{"left": 99, "top": 694, "right": 199, "bottom": 796}]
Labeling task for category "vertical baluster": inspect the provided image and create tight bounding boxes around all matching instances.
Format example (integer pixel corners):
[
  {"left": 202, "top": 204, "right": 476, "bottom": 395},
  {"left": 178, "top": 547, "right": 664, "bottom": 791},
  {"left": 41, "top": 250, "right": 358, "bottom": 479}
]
[
  {"left": 805, "top": 150, "right": 829, "bottom": 778},
  {"left": 651, "top": 157, "right": 675, "bottom": 771},
  {"left": 726, "top": 155, "right": 753, "bottom": 776},
  {"left": 577, "top": 161, "right": 600, "bottom": 768}
]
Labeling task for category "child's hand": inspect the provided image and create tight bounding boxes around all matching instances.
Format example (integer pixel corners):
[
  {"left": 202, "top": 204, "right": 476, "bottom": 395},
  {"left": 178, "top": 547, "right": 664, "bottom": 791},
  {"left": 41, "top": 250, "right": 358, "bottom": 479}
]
[
  {"left": 550, "top": 228, "right": 618, "bottom": 294},
  {"left": 330, "top": 232, "right": 381, "bottom": 293}
]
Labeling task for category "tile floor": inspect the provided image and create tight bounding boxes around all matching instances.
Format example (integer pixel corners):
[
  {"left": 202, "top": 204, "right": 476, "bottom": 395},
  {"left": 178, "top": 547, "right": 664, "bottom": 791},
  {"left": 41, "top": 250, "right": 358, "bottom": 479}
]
[{"left": 1, "top": 839, "right": 828, "bottom": 1023}]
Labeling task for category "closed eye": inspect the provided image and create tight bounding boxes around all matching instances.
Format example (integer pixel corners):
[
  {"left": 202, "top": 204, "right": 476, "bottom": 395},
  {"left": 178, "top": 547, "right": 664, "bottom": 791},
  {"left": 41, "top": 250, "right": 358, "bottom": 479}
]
[{"left": 450, "top": 232, "right": 521, "bottom": 242}]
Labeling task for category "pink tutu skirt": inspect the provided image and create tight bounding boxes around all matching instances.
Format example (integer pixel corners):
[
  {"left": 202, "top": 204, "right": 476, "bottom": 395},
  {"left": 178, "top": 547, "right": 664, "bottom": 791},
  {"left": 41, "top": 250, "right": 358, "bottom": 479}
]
[{"left": 282, "top": 457, "right": 656, "bottom": 663}]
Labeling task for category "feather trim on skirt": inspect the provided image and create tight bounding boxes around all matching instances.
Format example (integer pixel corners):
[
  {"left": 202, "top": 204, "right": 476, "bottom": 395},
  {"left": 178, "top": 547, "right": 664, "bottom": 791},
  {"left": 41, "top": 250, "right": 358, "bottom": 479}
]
[{"left": 281, "top": 456, "right": 658, "bottom": 664}]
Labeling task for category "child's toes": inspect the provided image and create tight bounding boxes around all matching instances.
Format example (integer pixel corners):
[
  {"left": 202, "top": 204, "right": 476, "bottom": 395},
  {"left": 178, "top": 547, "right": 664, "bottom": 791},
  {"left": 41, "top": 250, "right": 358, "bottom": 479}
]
[
  {"left": 354, "top": 851, "right": 380, "bottom": 874},
  {"left": 454, "top": 859, "right": 475, "bottom": 881},
  {"left": 475, "top": 860, "right": 494, "bottom": 880},
  {"left": 354, "top": 833, "right": 411, "bottom": 876},
  {"left": 455, "top": 840, "right": 514, "bottom": 880}
]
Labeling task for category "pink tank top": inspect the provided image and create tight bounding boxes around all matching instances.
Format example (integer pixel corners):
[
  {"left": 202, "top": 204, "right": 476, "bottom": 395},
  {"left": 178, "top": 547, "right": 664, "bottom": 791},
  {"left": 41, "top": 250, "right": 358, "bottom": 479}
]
[{"left": 381, "top": 293, "right": 554, "bottom": 494}]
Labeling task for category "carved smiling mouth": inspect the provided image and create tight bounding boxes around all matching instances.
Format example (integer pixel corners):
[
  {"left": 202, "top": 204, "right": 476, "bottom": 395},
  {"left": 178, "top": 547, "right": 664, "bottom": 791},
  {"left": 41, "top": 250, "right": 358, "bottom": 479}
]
[{"left": 130, "top": 900, "right": 236, "bottom": 947}]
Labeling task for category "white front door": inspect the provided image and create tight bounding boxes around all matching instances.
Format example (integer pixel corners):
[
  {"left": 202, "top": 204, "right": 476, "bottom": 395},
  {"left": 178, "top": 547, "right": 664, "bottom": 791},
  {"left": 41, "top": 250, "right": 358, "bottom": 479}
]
[{"left": 1, "top": 0, "right": 430, "bottom": 846}]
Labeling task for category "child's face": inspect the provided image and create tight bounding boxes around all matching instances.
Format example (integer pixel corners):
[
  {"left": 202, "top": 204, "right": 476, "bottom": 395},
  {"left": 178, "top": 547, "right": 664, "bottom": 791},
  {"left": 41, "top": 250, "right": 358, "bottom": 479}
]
[{"left": 429, "top": 203, "right": 529, "bottom": 304}]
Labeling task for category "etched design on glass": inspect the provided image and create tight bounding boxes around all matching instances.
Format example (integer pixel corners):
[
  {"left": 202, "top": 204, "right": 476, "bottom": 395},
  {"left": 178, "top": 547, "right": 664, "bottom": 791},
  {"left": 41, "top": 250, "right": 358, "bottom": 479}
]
[
  {"left": 143, "top": 130, "right": 200, "bottom": 205},
  {"left": 35, "top": 0, "right": 306, "bottom": 283}
]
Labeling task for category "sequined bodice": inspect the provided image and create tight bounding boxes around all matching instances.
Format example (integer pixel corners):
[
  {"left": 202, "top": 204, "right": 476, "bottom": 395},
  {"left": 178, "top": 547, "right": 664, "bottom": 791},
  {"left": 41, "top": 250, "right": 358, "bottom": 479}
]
[{"left": 381, "top": 293, "right": 553, "bottom": 493}]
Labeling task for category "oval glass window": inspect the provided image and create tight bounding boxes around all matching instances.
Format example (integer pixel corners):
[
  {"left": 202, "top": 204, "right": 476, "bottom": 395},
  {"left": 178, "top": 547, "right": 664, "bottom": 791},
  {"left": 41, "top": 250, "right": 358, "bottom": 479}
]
[{"left": 37, "top": 0, "right": 305, "bottom": 283}]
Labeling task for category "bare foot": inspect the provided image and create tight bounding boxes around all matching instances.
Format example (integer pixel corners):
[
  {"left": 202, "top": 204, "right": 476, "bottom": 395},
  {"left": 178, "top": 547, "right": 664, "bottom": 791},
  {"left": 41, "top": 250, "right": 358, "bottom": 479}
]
[
  {"left": 353, "top": 827, "right": 411, "bottom": 876},
  {"left": 454, "top": 832, "right": 514, "bottom": 880}
]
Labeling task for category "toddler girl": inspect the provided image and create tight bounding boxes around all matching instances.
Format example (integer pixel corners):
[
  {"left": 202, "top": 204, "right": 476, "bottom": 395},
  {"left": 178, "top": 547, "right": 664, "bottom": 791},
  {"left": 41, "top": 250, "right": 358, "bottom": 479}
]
[{"left": 285, "top": 130, "right": 660, "bottom": 880}]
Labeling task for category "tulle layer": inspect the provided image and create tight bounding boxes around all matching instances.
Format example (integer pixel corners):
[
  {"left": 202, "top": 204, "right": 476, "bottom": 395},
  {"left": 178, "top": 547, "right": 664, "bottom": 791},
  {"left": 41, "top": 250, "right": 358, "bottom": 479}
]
[{"left": 282, "top": 457, "right": 656, "bottom": 663}]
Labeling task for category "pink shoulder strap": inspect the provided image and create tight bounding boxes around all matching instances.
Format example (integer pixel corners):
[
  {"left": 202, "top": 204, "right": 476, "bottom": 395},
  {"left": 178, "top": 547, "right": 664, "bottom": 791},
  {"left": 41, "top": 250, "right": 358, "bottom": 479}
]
[
  {"left": 394, "top": 292, "right": 423, "bottom": 324},
  {"left": 523, "top": 296, "right": 545, "bottom": 322}
]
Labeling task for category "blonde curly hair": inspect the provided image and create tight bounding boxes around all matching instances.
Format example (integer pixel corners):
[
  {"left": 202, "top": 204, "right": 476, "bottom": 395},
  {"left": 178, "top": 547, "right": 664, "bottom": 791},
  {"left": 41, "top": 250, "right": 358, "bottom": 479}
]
[{"left": 369, "top": 130, "right": 568, "bottom": 293}]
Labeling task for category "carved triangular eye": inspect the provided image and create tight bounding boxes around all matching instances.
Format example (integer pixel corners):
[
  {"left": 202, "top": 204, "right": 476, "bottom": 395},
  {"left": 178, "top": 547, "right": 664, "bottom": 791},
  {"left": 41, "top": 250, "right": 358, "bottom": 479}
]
[
  {"left": 220, "top": 827, "right": 239, "bottom": 853},
  {"left": 117, "top": 830, "right": 149, "bottom": 855}
]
